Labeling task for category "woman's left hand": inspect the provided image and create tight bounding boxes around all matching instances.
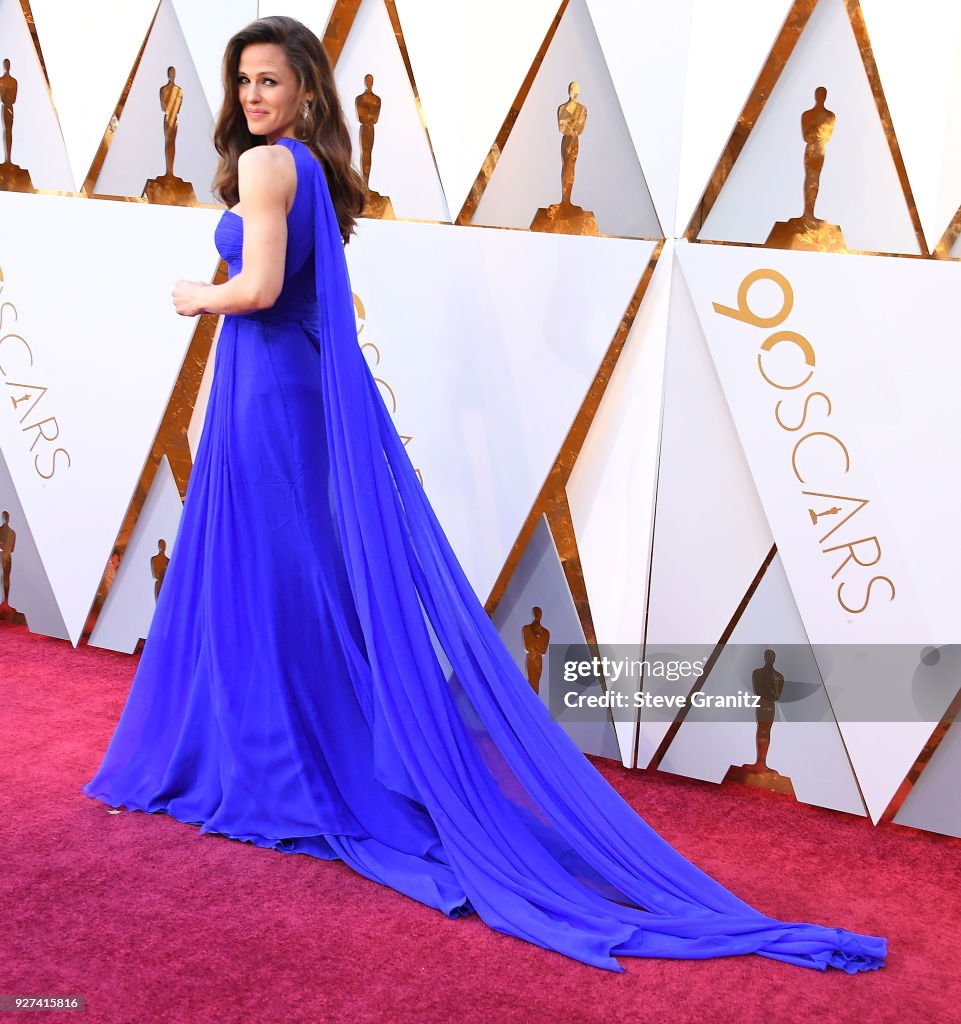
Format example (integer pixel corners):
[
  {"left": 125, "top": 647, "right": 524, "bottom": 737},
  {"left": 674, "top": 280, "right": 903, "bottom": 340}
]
[{"left": 172, "top": 280, "right": 209, "bottom": 317}]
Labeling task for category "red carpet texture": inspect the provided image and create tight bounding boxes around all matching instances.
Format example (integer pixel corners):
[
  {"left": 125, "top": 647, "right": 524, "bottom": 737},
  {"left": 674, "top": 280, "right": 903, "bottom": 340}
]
[{"left": 1, "top": 619, "right": 958, "bottom": 1024}]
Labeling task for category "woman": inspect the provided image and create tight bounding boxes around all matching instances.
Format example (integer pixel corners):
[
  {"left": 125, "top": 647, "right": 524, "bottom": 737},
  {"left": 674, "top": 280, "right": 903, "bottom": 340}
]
[{"left": 83, "top": 16, "right": 886, "bottom": 974}]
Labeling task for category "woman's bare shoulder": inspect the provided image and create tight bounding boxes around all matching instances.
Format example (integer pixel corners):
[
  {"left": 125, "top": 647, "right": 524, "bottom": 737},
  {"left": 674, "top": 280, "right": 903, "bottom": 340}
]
[
  {"left": 237, "top": 144, "right": 296, "bottom": 205},
  {"left": 238, "top": 144, "right": 296, "bottom": 171}
]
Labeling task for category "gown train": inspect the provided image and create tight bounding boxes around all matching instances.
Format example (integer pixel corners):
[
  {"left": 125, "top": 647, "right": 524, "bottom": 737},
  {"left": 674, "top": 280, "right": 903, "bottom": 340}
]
[{"left": 83, "top": 137, "right": 886, "bottom": 974}]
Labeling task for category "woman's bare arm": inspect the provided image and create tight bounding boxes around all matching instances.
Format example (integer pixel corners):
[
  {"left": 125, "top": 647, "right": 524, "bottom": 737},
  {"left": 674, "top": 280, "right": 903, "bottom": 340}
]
[{"left": 172, "top": 144, "right": 296, "bottom": 316}]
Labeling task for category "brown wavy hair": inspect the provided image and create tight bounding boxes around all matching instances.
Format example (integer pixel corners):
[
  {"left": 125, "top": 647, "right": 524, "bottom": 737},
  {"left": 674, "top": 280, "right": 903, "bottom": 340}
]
[{"left": 212, "top": 16, "right": 366, "bottom": 244}]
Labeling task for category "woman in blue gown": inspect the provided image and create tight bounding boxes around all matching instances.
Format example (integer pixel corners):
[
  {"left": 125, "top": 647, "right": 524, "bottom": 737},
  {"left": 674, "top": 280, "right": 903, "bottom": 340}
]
[{"left": 82, "top": 16, "right": 886, "bottom": 975}]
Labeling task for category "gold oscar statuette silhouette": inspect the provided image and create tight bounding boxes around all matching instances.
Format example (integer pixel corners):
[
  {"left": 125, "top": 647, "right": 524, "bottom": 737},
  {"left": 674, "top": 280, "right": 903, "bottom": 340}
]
[
  {"left": 531, "top": 82, "right": 599, "bottom": 236},
  {"left": 0, "top": 509, "right": 26, "bottom": 623},
  {"left": 355, "top": 74, "right": 394, "bottom": 220},
  {"left": 151, "top": 539, "right": 169, "bottom": 602},
  {"left": 723, "top": 649, "right": 796, "bottom": 796},
  {"left": 766, "top": 87, "right": 846, "bottom": 252},
  {"left": 143, "top": 66, "right": 197, "bottom": 206},
  {"left": 522, "top": 606, "right": 551, "bottom": 694},
  {"left": 0, "top": 58, "right": 34, "bottom": 192},
  {"left": 809, "top": 505, "right": 842, "bottom": 525}
]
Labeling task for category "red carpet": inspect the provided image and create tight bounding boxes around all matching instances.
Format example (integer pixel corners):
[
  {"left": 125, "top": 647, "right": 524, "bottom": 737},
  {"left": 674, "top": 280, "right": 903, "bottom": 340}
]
[{"left": 1, "top": 619, "right": 957, "bottom": 1024}]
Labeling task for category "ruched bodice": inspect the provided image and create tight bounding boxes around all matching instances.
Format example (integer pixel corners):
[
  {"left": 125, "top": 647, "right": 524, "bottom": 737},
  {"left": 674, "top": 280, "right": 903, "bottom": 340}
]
[{"left": 213, "top": 136, "right": 320, "bottom": 326}]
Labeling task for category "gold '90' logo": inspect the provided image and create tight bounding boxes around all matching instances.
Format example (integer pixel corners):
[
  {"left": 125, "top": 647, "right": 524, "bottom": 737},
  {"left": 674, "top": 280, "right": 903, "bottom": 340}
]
[{"left": 714, "top": 268, "right": 895, "bottom": 616}]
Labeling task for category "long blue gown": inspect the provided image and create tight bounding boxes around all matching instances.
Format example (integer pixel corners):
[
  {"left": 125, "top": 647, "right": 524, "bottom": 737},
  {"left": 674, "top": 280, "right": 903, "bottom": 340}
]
[{"left": 83, "top": 136, "right": 886, "bottom": 974}]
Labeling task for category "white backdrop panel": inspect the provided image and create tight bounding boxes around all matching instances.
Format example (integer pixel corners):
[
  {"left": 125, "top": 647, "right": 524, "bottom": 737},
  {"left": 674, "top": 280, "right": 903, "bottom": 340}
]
[
  {"left": 639, "top": 244, "right": 774, "bottom": 767},
  {"left": 677, "top": 0, "right": 793, "bottom": 238},
  {"left": 172, "top": 0, "right": 258, "bottom": 118},
  {"left": 256, "top": 0, "right": 334, "bottom": 41},
  {"left": 392, "top": 0, "right": 559, "bottom": 218},
  {"left": 678, "top": 242, "right": 961, "bottom": 643},
  {"left": 29, "top": 0, "right": 157, "bottom": 192},
  {"left": 567, "top": 241, "right": 668, "bottom": 648},
  {"left": 95, "top": 0, "right": 218, "bottom": 204},
  {"left": 472, "top": 0, "right": 659, "bottom": 238},
  {"left": 0, "top": 449, "right": 67, "bottom": 639},
  {"left": 698, "top": 0, "right": 919, "bottom": 255},
  {"left": 0, "top": 0, "right": 74, "bottom": 191},
  {"left": 586, "top": 0, "right": 791, "bottom": 238},
  {"left": 585, "top": 0, "right": 689, "bottom": 239},
  {"left": 343, "top": 218, "right": 655, "bottom": 601},
  {"left": 335, "top": 0, "right": 450, "bottom": 222},
  {"left": 187, "top": 316, "right": 223, "bottom": 460},
  {"left": 859, "top": 0, "right": 961, "bottom": 251},
  {"left": 678, "top": 241, "right": 961, "bottom": 820},
  {"left": 659, "top": 553, "right": 866, "bottom": 817},
  {"left": 566, "top": 242, "right": 671, "bottom": 764},
  {"left": 893, "top": 687, "right": 961, "bottom": 839},
  {"left": 88, "top": 455, "right": 183, "bottom": 654},
  {"left": 0, "top": 192, "right": 222, "bottom": 645},
  {"left": 491, "top": 515, "right": 622, "bottom": 763}
]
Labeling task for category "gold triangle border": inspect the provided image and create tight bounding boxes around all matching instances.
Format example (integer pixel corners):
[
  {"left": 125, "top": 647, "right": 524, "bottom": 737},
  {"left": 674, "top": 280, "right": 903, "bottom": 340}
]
[{"left": 684, "top": 0, "right": 927, "bottom": 257}]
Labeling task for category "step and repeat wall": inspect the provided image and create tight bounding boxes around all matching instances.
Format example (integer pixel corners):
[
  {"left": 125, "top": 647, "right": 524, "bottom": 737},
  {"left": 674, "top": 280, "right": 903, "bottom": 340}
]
[{"left": 1, "top": 0, "right": 960, "bottom": 838}]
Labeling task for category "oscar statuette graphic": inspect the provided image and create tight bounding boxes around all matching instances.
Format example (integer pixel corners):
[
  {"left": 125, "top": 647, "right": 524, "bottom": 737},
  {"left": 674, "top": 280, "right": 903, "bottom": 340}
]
[
  {"left": 766, "top": 87, "right": 846, "bottom": 252},
  {"left": 0, "top": 510, "right": 26, "bottom": 623},
  {"left": 151, "top": 539, "right": 169, "bottom": 602},
  {"left": 531, "top": 82, "right": 599, "bottom": 236},
  {"left": 143, "top": 66, "right": 197, "bottom": 206},
  {"left": 355, "top": 74, "right": 394, "bottom": 219},
  {"left": 522, "top": 606, "right": 550, "bottom": 694},
  {"left": 724, "top": 649, "right": 796, "bottom": 795},
  {"left": 0, "top": 58, "right": 34, "bottom": 192}
]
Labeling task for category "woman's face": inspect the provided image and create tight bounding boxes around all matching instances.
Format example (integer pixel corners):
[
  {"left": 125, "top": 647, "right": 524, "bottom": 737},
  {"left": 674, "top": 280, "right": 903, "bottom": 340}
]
[{"left": 236, "top": 42, "right": 309, "bottom": 144}]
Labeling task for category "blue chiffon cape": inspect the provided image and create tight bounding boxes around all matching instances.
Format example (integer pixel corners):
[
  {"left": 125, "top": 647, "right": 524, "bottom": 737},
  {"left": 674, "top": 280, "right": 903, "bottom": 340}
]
[{"left": 83, "top": 137, "right": 886, "bottom": 974}]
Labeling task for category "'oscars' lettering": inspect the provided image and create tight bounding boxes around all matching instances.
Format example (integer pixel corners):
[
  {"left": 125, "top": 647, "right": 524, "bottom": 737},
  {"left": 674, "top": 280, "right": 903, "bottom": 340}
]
[
  {"left": 714, "top": 267, "right": 894, "bottom": 615},
  {"left": 35, "top": 446, "right": 71, "bottom": 480},
  {"left": 0, "top": 268, "right": 71, "bottom": 478}
]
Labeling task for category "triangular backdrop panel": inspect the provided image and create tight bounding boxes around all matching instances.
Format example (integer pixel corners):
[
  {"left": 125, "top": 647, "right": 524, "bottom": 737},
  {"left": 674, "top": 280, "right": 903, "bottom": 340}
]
[
  {"left": 638, "top": 243, "right": 774, "bottom": 767},
  {"left": 566, "top": 242, "right": 669, "bottom": 649},
  {"left": 94, "top": 0, "right": 218, "bottom": 203},
  {"left": 697, "top": 0, "right": 919, "bottom": 254},
  {"left": 257, "top": 0, "right": 335, "bottom": 41},
  {"left": 334, "top": 0, "right": 450, "bottom": 222},
  {"left": 29, "top": 0, "right": 157, "bottom": 191},
  {"left": 675, "top": 0, "right": 794, "bottom": 238},
  {"left": 491, "top": 515, "right": 622, "bottom": 763},
  {"left": 171, "top": 0, "right": 258, "bottom": 118},
  {"left": 471, "top": 0, "right": 660, "bottom": 238},
  {"left": 586, "top": 0, "right": 792, "bottom": 238},
  {"left": 585, "top": 0, "right": 690, "bottom": 239},
  {"left": 0, "top": 0, "right": 73, "bottom": 190},
  {"left": 0, "top": 192, "right": 222, "bottom": 645},
  {"left": 565, "top": 241, "right": 671, "bottom": 766},
  {"left": 658, "top": 552, "right": 866, "bottom": 818},
  {"left": 187, "top": 316, "right": 224, "bottom": 461},
  {"left": 343, "top": 217, "right": 655, "bottom": 600},
  {"left": 391, "top": 0, "right": 560, "bottom": 217},
  {"left": 893, "top": 702, "right": 961, "bottom": 840},
  {"left": 88, "top": 455, "right": 184, "bottom": 654},
  {"left": 677, "top": 240, "right": 961, "bottom": 820},
  {"left": 859, "top": 0, "right": 961, "bottom": 250},
  {"left": 0, "top": 448, "right": 68, "bottom": 639}
]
